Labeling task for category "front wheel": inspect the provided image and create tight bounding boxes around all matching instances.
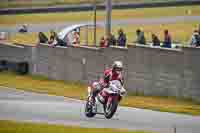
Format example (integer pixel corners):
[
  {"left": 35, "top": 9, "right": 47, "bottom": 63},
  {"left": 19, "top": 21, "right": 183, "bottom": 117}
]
[
  {"left": 85, "top": 98, "right": 96, "bottom": 118},
  {"left": 104, "top": 97, "right": 119, "bottom": 119}
]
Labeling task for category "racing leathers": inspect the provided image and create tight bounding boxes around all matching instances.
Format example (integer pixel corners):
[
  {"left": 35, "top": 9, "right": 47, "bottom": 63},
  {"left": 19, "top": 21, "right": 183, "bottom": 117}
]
[{"left": 90, "top": 68, "right": 123, "bottom": 102}]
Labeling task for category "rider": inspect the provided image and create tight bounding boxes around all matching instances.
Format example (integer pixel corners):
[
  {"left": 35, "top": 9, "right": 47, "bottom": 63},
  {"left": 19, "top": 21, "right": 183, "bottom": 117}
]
[{"left": 89, "top": 61, "right": 124, "bottom": 103}]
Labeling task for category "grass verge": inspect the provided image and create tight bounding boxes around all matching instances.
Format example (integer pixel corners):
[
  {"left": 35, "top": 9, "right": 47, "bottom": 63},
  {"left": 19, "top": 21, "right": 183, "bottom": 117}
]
[
  {"left": 0, "top": 120, "right": 152, "bottom": 133},
  {"left": 0, "top": 71, "right": 200, "bottom": 116},
  {"left": 0, "top": 5, "right": 200, "bottom": 26}
]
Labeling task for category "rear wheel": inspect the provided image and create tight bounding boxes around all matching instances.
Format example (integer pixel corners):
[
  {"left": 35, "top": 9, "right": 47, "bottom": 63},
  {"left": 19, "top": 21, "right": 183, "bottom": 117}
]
[
  {"left": 85, "top": 97, "right": 96, "bottom": 118},
  {"left": 104, "top": 97, "right": 118, "bottom": 119}
]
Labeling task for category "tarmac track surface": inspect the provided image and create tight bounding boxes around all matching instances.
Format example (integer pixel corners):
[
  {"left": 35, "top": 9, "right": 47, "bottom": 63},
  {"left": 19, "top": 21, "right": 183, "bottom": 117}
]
[
  {"left": 0, "top": 87, "right": 200, "bottom": 133},
  {"left": 0, "top": 16, "right": 200, "bottom": 33}
]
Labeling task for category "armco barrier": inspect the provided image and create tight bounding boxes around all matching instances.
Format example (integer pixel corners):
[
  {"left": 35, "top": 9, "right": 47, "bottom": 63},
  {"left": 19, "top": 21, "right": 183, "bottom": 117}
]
[{"left": 0, "top": 42, "right": 200, "bottom": 101}]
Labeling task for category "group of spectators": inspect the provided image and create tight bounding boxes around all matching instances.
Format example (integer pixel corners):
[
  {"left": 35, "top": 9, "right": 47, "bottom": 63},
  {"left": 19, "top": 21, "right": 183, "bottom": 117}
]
[
  {"left": 38, "top": 29, "right": 81, "bottom": 47},
  {"left": 99, "top": 28, "right": 127, "bottom": 48},
  {"left": 38, "top": 30, "right": 66, "bottom": 46},
  {"left": 99, "top": 28, "right": 173, "bottom": 48},
  {"left": 37, "top": 25, "right": 200, "bottom": 48},
  {"left": 136, "top": 29, "right": 172, "bottom": 48},
  {"left": 99, "top": 25, "right": 200, "bottom": 48}
]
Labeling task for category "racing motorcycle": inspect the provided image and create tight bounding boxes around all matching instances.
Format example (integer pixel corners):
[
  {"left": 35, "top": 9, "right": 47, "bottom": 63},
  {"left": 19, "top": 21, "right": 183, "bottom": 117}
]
[{"left": 85, "top": 80, "right": 126, "bottom": 119}]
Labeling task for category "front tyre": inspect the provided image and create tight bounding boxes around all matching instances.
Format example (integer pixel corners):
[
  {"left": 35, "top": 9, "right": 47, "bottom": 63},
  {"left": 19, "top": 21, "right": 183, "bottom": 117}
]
[
  {"left": 85, "top": 98, "right": 96, "bottom": 118},
  {"left": 104, "top": 97, "right": 118, "bottom": 119}
]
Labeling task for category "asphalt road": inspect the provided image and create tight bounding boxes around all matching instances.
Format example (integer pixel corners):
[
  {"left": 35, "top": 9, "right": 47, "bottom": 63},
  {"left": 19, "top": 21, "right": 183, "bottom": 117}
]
[
  {"left": 0, "top": 86, "right": 200, "bottom": 133},
  {"left": 0, "top": 16, "right": 200, "bottom": 33},
  {"left": 1, "top": 0, "right": 200, "bottom": 15}
]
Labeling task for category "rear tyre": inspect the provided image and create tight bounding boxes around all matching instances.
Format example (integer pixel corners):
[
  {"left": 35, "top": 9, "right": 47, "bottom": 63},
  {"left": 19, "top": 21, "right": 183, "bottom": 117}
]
[
  {"left": 104, "top": 98, "right": 118, "bottom": 119},
  {"left": 85, "top": 98, "right": 96, "bottom": 118}
]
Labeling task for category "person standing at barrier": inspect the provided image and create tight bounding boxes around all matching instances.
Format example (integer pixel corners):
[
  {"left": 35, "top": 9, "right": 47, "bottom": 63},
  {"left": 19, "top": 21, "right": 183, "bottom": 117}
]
[
  {"left": 189, "top": 30, "right": 200, "bottom": 47},
  {"left": 72, "top": 30, "right": 80, "bottom": 46},
  {"left": 135, "top": 29, "right": 146, "bottom": 45},
  {"left": 38, "top": 32, "right": 48, "bottom": 44},
  {"left": 117, "top": 28, "right": 126, "bottom": 47},
  {"left": 162, "top": 29, "right": 172, "bottom": 48},
  {"left": 48, "top": 30, "right": 58, "bottom": 46},
  {"left": 99, "top": 36, "right": 107, "bottom": 48},
  {"left": 107, "top": 33, "right": 116, "bottom": 47},
  {"left": 151, "top": 33, "right": 160, "bottom": 46}
]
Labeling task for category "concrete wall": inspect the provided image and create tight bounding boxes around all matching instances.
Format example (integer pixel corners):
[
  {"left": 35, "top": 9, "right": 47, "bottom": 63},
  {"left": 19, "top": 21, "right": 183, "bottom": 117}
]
[
  {"left": 0, "top": 42, "right": 34, "bottom": 74},
  {"left": 35, "top": 44, "right": 105, "bottom": 83},
  {"left": 127, "top": 45, "right": 184, "bottom": 97},
  {"left": 0, "top": 42, "right": 200, "bottom": 101},
  {"left": 183, "top": 47, "right": 200, "bottom": 100}
]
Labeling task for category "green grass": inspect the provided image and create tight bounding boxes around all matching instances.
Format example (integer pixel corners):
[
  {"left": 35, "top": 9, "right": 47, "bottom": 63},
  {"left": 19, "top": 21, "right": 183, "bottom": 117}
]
[
  {"left": 0, "top": 120, "right": 152, "bottom": 133},
  {"left": 0, "top": 71, "right": 87, "bottom": 100},
  {"left": 0, "top": 71, "right": 200, "bottom": 116},
  {"left": 1, "top": 5, "right": 200, "bottom": 26},
  {"left": 0, "top": 0, "right": 178, "bottom": 9},
  {"left": 8, "top": 21, "right": 200, "bottom": 46}
]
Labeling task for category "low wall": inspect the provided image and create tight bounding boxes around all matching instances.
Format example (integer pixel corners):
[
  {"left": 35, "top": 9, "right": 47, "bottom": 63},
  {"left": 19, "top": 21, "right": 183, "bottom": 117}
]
[
  {"left": 127, "top": 45, "right": 184, "bottom": 97},
  {"left": 183, "top": 47, "right": 200, "bottom": 100},
  {"left": 0, "top": 42, "right": 35, "bottom": 74},
  {"left": 35, "top": 44, "right": 105, "bottom": 82},
  {"left": 0, "top": 42, "right": 200, "bottom": 101}
]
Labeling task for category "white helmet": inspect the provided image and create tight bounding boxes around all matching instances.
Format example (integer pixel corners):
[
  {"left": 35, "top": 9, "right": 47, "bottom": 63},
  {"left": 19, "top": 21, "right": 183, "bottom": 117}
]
[{"left": 112, "top": 61, "right": 123, "bottom": 71}]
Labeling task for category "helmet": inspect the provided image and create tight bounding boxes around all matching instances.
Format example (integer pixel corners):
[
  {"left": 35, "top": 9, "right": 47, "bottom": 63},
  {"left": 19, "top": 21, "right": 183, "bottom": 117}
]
[{"left": 112, "top": 61, "right": 123, "bottom": 72}]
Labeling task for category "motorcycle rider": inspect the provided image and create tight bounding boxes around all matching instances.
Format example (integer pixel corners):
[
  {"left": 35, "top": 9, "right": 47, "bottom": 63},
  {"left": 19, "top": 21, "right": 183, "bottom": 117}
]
[{"left": 89, "top": 61, "right": 124, "bottom": 103}]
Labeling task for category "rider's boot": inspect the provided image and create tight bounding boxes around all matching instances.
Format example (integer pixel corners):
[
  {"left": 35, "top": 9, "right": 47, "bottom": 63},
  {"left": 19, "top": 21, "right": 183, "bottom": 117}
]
[{"left": 89, "top": 89, "right": 100, "bottom": 105}]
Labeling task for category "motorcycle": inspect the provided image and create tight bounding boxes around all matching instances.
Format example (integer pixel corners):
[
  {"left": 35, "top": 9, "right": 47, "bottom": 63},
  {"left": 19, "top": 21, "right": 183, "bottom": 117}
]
[{"left": 85, "top": 80, "right": 126, "bottom": 119}]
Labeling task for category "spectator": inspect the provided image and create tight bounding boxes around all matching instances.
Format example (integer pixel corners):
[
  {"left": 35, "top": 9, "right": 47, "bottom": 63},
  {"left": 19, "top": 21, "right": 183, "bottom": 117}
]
[
  {"left": 38, "top": 32, "right": 48, "bottom": 43},
  {"left": 162, "top": 29, "right": 172, "bottom": 48},
  {"left": 56, "top": 38, "right": 66, "bottom": 46},
  {"left": 117, "top": 28, "right": 126, "bottom": 47},
  {"left": 198, "top": 24, "right": 200, "bottom": 35},
  {"left": 151, "top": 33, "right": 160, "bottom": 46},
  {"left": 48, "top": 37, "right": 57, "bottom": 46},
  {"left": 48, "top": 30, "right": 58, "bottom": 45},
  {"left": 72, "top": 30, "right": 80, "bottom": 46},
  {"left": 107, "top": 33, "right": 116, "bottom": 47},
  {"left": 19, "top": 24, "right": 28, "bottom": 33},
  {"left": 136, "top": 29, "right": 146, "bottom": 45},
  {"left": 99, "top": 36, "right": 107, "bottom": 48},
  {"left": 189, "top": 30, "right": 200, "bottom": 47}
]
